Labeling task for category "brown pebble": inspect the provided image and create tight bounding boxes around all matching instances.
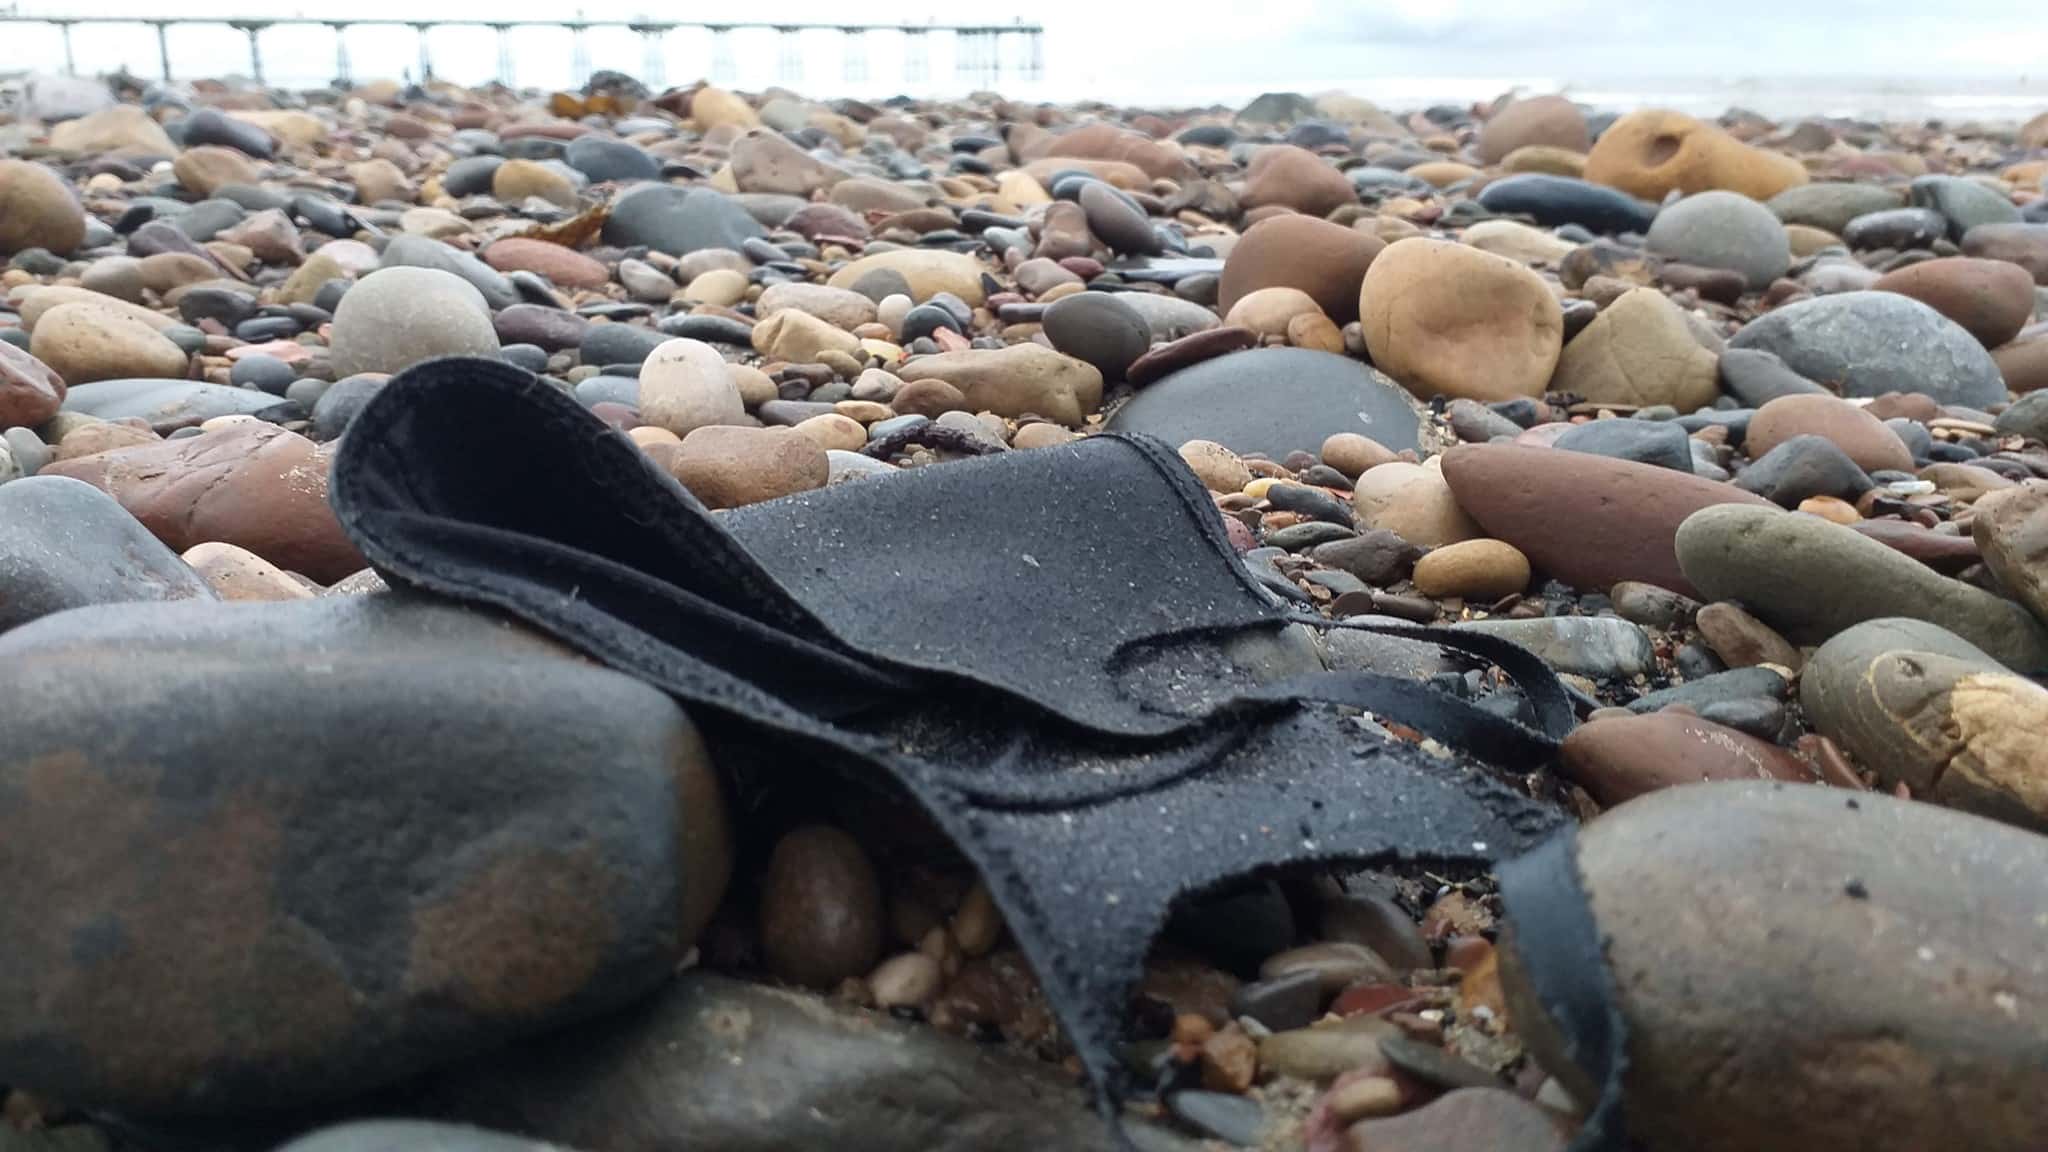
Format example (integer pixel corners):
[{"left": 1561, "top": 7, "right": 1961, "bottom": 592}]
[
  {"left": 758, "top": 825, "right": 884, "bottom": 989},
  {"left": 1560, "top": 711, "right": 1817, "bottom": 807}
]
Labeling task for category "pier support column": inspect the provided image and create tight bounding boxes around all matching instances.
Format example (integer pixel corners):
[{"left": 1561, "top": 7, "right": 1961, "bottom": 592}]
[
  {"left": 414, "top": 24, "right": 433, "bottom": 83},
  {"left": 331, "top": 24, "right": 351, "bottom": 87},
  {"left": 241, "top": 24, "right": 265, "bottom": 86}
]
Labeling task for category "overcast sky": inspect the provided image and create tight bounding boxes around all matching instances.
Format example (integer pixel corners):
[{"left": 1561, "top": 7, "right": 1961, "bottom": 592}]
[{"left": 2, "top": 0, "right": 2041, "bottom": 115}]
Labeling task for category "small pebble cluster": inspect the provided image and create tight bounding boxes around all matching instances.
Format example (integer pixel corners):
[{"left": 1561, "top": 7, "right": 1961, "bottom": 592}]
[{"left": 2, "top": 69, "right": 2047, "bottom": 1152}]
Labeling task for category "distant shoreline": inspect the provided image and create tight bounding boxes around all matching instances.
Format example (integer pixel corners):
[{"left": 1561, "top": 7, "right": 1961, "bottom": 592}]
[{"left": 2, "top": 60, "right": 2041, "bottom": 125}]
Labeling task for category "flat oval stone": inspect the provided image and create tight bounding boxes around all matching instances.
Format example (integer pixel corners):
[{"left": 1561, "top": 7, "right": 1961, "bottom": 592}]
[
  {"left": 1454, "top": 616, "right": 1656, "bottom": 679},
  {"left": 1440, "top": 443, "right": 1773, "bottom": 599},
  {"left": 1041, "top": 291, "right": 1152, "bottom": 379},
  {"left": 1561, "top": 711, "right": 1817, "bottom": 806},
  {"left": 1676, "top": 504, "right": 2048, "bottom": 672},
  {"left": 1841, "top": 207, "right": 1947, "bottom": 250},
  {"left": 60, "top": 378, "right": 290, "bottom": 432},
  {"left": 0, "top": 594, "right": 730, "bottom": 1114},
  {"left": 1127, "top": 326, "right": 1259, "bottom": 387},
  {"left": 1476, "top": 174, "right": 1657, "bottom": 235},
  {"left": 1107, "top": 348, "right": 1423, "bottom": 459},
  {"left": 1502, "top": 782, "right": 2048, "bottom": 1152},
  {"left": 602, "top": 184, "right": 765, "bottom": 256},
  {"left": 1552, "top": 418, "right": 1693, "bottom": 472}
]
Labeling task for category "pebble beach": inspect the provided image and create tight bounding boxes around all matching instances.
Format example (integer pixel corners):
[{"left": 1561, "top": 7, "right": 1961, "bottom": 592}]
[{"left": 3, "top": 69, "right": 2048, "bottom": 1152}]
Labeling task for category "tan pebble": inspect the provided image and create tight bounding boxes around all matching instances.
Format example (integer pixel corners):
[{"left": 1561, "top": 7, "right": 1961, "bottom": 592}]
[
  {"left": 818, "top": 349, "right": 866, "bottom": 378},
  {"left": 1502, "top": 145, "right": 1587, "bottom": 177},
  {"left": 1038, "top": 281, "right": 1086, "bottom": 302},
  {"left": 52, "top": 420, "right": 157, "bottom": 461},
  {"left": 181, "top": 541, "right": 315, "bottom": 602},
  {"left": 950, "top": 880, "right": 1003, "bottom": 957},
  {"left": 667, "top": 425, "right": 828, "bottom": 509},
  {"left": 1181, "top": 440, "right": 1253, "bottom": 493},
  {"left": 1261, "top": 941, "right": 1397, "bottom": 995},
  {"left": 1360, "top": 238, "right": 1562, "bottom": 403},
  {"left": 1014, "top": 423, "right": 1079, "bottom": 450},
  {"left": 1412, "top": 539, "right": 1531, "bottom": 600},
  {"left": 1798, "top": 495, "right": 1861, "bottom": 524},
  {"left": 198, "top": 414, "right": 264, "bottom": 433},
  {"left": 851, "top": 322, "right": 893, "bottom": 341},
  {"left": 1785, "top": 224, "right": 1842, "bottom": 257},
  {"left": 729, "top": 363, "right": 777, "bottom": 408},
  {"left": 796, "top": 413, "right": 867, "bottom": 452},
  {"left": 1224, "top": 286, "right": 1323, "bottom": 338},
  {"left": 752, "top": 308, "right": 861, "bottom": 363},
  {"left": 1696, "top": 601, "right": 1804, "bottom": 671},
  {"left": 889, "top": 377, "right": 965, "bottom": 417},
  {"left": 832, "top": 400, "right": 893, "bottom": 424},
  {"left": 1256, "top": 1023, "right": 1394, "bottom": 1082},
  {"left": 869, "top": 951, "right": 943, "bottom": 1009},
  {"left": 1200, "top": 1027, "right": 1259, "bottom": 1094},
  {"left": 1287, "top": 311, "right": 1346, "bottom": 353},
  {"left": 682, "top": 267, "right": 750, "bottom": 307},
  {"left": 1352, "top": 459, "right": 1482, "bottom": 549},
  {"left": 859, "top": 338, "right": 905, "bottom": 366},
  {"left": 1328, "top": 1075, "right": 1406, "bottom": 1123},
  {"left": 1322, "top": 433, "right": 1398, "bottom": 478},
  {"left": 627, "top": 425, "right": 682, "bottom": 448}
]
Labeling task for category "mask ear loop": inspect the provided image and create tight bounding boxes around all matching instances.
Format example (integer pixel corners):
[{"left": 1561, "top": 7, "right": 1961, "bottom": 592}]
[{"left": 1499, "top": 826, "right": 1634, "bottom": 1152}]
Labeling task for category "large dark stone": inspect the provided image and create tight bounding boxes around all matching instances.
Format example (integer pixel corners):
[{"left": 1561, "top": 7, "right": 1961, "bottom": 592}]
[
  {"left": 311, "top": 374, "right": 390, "bottom": 442},
  {"left": 1502, "top": 782, "right": 2048, "bottom": 1152},
  {"left": 601, "top": 185, "right": 765, "bottom": 256},
  {"left": 177, "top": 108, "right": 275, "bottom": 159},
  {"left": 1106, "top": 348, "right": 1423, "bottom": 458},
  {"left": 0, "top": 594, "right": 730, "bottom": 1114},
  {"left": 378, "top": 235, "right": 520, "bottom": 312},
  {"left": 1476, "top": 174, "right": 1658, "bottom": 235},
  {"left": 1725, "top": 292, "right": 2005, "bottom": 408},
  {"left": 1732, "top": 434, "right": 1873, "bottom": 506},
  {"left": 576, "top": 323, "right": 668, "bottom": 369},
  {"left": 421, "top": 972, "right": 1193, "bottom": 1152},
  {"left": 0, "top": 475, "right": 214, "bottom": 633},
  {"left": 563, "top": 136, "right": 659, "bottom": 185}
]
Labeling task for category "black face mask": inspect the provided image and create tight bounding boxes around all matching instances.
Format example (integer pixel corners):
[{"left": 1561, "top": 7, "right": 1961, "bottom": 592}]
[{"left": 328, "top": 357, "right": 1582, "bottom": 1143}]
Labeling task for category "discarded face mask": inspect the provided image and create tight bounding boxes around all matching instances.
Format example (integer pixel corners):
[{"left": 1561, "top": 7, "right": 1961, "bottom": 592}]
[{"left": 328, "top": 357, "right": 1577, "bottom": 1138}]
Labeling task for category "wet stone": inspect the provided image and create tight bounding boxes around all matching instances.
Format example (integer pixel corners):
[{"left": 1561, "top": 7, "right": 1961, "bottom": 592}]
[{"left": 1108, "top": 349, "right": 1422, "bottom": 460}]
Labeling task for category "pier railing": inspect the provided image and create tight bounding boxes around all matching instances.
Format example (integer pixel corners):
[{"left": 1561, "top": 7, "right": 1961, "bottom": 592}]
[{"left": 0, "top": 11, "right": 1045, "bottom": 91}]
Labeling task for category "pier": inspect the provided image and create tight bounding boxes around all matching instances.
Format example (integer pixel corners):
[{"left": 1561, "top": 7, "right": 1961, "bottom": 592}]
[{"left": 0, "top": 11, "right": 1045, "bottom": 90}]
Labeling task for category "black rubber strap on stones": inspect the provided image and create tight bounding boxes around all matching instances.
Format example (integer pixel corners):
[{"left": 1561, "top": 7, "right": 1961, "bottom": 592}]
[{"left": 1497, "top": 827, "right": 1633, "bottom": 1152}]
